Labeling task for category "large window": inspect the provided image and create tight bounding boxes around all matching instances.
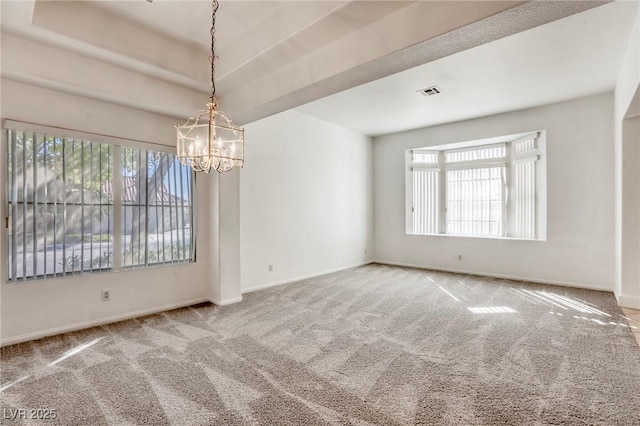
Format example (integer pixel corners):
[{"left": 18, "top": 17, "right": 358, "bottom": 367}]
[
  {"left": 6, "top": 127, "right": 194, "bottom": 282},
  {"left": 406, "top": 132, "right": 545, "bottom": 239}
]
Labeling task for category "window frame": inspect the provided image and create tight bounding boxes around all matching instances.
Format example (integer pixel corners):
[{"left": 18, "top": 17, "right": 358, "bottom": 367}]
[
  {"left": 2, "top": 120, "right": 196, "bottom": 283},
  {"left": 406, "top": 132, "right": 545, "bottom": 241}
]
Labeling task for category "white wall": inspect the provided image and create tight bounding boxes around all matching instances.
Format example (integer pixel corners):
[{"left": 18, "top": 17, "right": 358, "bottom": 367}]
[
  {"left": 614, "top": 6, "right": 640, "bottom": 309},
  {"left": 240, "top": 110, "right": 372, "bottom": 292},
  {"left": 0, "top": 79, "right": 215, "bottom": 345},
  {"left": 373, "top": 94, "right": 615, "bottom": 291}
]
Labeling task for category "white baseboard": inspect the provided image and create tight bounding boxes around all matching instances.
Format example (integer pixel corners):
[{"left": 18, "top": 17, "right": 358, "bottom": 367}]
[
  {"left": 617, "top": 294, "right": 640, "bottom": 310},
  {"left": 210, "top": 296, "right": 243, "bottom": 306},
  {"left": 242, "top": 261, "right": 373, "bottom": 295},
  {"left": 0, "top": 297, "right": 209, "bottom": 347},
  {"left": 372, "top": 260, "right": 613, "bottom": 293}
]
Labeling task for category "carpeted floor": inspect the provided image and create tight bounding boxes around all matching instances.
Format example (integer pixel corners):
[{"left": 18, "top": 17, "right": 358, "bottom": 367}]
[{"left": 1, "top": 264, "right": 640, "bottom": 425}]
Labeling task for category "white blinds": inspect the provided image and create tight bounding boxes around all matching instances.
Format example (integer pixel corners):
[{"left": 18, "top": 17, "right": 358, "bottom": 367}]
[
  {"left": 6, "top": 128, "right": 195, "bottom": 282},
  {"left": 408, "top": 132, "right": 541, "bottom": 239},
  {"left": 7, "top": 130, "right": 114, "bottom": 281},
  {"left": 412, "top": 169, "right": 439, "bottom": 234},
  {"left": 511, "top": 135, "right": 538, "bottom": 239},
  {"left": 445, "top": 144, "right": 506, "bottom": 163}
]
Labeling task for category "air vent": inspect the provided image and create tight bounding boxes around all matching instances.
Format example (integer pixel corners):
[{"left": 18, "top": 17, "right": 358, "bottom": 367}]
[{"left": 419, "top": 86, "right": 441, "bottom": 97}]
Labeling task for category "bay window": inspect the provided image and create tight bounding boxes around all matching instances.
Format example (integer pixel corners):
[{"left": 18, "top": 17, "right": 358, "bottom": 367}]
[{"left": 406, "top": 132, "right": 545, "bottom": 240}]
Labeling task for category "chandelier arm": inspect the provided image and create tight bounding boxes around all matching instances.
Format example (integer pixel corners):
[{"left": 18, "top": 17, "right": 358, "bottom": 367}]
[{"left": 178, "top": 110, "right": 210, "bottom": 128}]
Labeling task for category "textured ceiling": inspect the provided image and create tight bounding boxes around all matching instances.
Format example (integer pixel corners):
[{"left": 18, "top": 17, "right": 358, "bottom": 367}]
[
  {"left": 0, "top": 0, "right": 626, "bottom": 132},
  {"left": 296, "top": 1, "right": 639, "bottom": 136}
]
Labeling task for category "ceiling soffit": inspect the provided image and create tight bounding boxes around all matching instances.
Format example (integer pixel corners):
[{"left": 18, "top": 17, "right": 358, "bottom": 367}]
[
  {"left": 0, "top": 0, "right": 611, "bottom": 126},
  {"left": 225, "top": 1, "right": 608, "bottom": 125},
  {"left": 31, "top": 0, "right": 210, "bottom": 88}
]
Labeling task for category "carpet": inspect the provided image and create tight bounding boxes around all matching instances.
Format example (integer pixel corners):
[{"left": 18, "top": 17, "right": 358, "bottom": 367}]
[{"left": 1, "top": 264, "right": 639, "bottom": 425}]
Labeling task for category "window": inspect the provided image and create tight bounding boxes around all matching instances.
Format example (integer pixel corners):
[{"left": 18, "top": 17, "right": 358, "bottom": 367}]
[
  {"left": 119, "top": 147, "right": 194, "bottom": 268},
  {"left": 6, "top": 126, "right": 195, "bottom": 282},
  {"left": 406, "top": 132, "right": 545, "bottom": 239}
]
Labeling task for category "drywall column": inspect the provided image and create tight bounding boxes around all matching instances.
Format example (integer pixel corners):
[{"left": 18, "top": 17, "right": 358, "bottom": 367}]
[
  {"left": 614, "top": 7, "right": 640, "bottom": 308},
  {"left": 206, "top": 169, "right": 242, "bottom": 306},
  {"left": 618, "top": 116, "right": 640, "bottom": 309},
  {"left": 219, "top": 169, "right": 242, "bottom": 304}
]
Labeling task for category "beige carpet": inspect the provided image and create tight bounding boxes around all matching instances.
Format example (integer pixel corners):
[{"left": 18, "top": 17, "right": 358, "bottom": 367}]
[{"left": 1, "top": 264, "right": 640, "bottom": 425}]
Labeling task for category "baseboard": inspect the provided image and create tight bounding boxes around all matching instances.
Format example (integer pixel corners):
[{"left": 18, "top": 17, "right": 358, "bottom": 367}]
[
  {"left": 210, "top": 296, "right": 243, "bottom": 306},
  {"left": 0, "top": 297, "right": 209, "bottom": 347},
  {"left": 372, "top": 260, "right": 613, "bottom": 293},
  {"left": 618, "top": 294, "right": 640, "bottom": 309},
  {"left": 242, "top": 261, "right": 374, "bottom": 295}
]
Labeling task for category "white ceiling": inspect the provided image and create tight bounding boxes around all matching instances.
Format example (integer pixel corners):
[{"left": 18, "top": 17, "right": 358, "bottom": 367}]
[
  {"left": 295, "top": 1, "right": 639, "bottom": 136},
  {"left": 1, "top": 0, "right": 634, "bottom": 133}
]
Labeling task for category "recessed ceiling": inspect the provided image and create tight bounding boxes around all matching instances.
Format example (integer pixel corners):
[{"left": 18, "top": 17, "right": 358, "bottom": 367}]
[
  {"left": 295, "top": 1, "right": 638, "bottom": 136},
  {"left": 1, "top": 0, "right": 624, "bottom": 128}
]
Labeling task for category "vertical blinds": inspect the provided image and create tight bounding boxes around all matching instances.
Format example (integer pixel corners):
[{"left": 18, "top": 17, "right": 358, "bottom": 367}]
[
  {"left": 409, "top": 134, "right": 540, "bottom": 239},
  {"left": 511, "top": 136, "right": 538, "bottom": 239},
  {"left": 412, "top": 169, "right": 438, "bottom": 234},
  {"left": 6, "top": 128, "right": 195, "bottom": 282},
  {"left": 7, "top": 130, "right": 114, "bottom": 281},
  {"left": 446, "top": 167, "right": 504, "bottom": 237}
]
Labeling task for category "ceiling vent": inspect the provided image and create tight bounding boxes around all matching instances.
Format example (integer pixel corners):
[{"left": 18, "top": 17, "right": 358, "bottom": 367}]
[{"left": 419, "top": 86, "right": 441, "bottom": 97}]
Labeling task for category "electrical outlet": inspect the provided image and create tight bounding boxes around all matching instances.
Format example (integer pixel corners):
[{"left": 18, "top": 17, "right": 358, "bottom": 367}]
[
  {"left": 268, "top": 264, "right": 273, "bottom": 272},
  {"left": 101, "top": 289, "right": 111, "bottom": 301},
  {"left": 364, "top": 248, "right": 368, "bottom": 255},
  {"left": 457, "top": 254, "right": 462, "bottom": 261}
]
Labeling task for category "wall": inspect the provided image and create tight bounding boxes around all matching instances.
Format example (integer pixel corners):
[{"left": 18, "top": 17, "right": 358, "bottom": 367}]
[
  {"left": 614, "top": 6, "right": 640, "bottom": 309},
  {"left": 618, "top": 116, "right": 640, "bottom": 309},
  {"left": 373, "top": 94, "right": 615, "bottom": 291},
  {"left": 240, "top": 110, "right": 372, "bottom": 292},
  {"left": 0, "top": 79, "right": 214, "bottom": 345}
]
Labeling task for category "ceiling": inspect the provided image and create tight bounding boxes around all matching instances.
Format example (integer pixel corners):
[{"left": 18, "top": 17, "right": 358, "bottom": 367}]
[
  {"left": 1, "top": 0, "right": 635, "bottom": 134},
  {"left": 295, "top": 0, "right": 639, "bottom": 136}
]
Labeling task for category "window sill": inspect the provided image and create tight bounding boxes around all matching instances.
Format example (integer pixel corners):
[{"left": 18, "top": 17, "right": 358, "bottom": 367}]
[{"left": 406, "top": 232, "right": 546, "bottom": 242}]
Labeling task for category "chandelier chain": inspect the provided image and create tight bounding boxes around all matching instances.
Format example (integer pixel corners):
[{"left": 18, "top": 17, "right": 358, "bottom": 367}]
[{"left": 210, "top": 0, "right": 219, "bottom": 103}]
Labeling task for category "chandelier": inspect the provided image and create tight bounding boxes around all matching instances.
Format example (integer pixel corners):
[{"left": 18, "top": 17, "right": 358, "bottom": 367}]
[{"left": 176, "top": 0, "right": 244, "bottom": 173}]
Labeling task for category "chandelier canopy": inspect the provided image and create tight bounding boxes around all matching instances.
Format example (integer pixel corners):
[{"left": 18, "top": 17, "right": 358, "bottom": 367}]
[{"left": 176, "top": 0, "right": 244, "bottom": 173}]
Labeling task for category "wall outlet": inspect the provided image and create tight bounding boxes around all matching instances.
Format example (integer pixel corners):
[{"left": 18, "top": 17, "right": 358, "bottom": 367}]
[
  {"left": 457, "top": 254, "right": 462, "bottom": 261},
  {"left": 364, "top": 248, "right": 368, "bottom": 255},
  {"left": 268, "top": 264, "right": 273, "bottom": 272},
  {"left": 101, "top": 289, "right": 111, "bottom": 301}
]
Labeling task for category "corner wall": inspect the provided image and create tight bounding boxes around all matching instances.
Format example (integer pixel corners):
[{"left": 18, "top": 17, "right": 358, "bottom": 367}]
[
  {"left": 373, "top": 94, "right": 615, "bottom": 291},
  {"left": 240, "top": 110, "right": 372, "bottom": 292},
  {"left": 614, "top": 6, "right": 640, "bottom": 309}
]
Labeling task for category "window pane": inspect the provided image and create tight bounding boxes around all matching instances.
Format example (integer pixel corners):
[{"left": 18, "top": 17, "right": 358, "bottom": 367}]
[
  {"left": 446, "top": 167, "right": 504, "bottom": 237},
  {"left": 7, "top": 130, "right": 113, "bottom": 281},
  {"left": 121, "top": 148, "right": 194, "bottom": 268},
  {"left": 7, "top": 128, "right": 195, "bottom": 282},
  {"left": 513, "top": 137, "right": 536, "bottom": 156},
  {"left": 412, "top": 150, "right": 438, "bottom": 164},
  {"left": 445, "top": 145, "right": 506, "bottom": 163}
]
